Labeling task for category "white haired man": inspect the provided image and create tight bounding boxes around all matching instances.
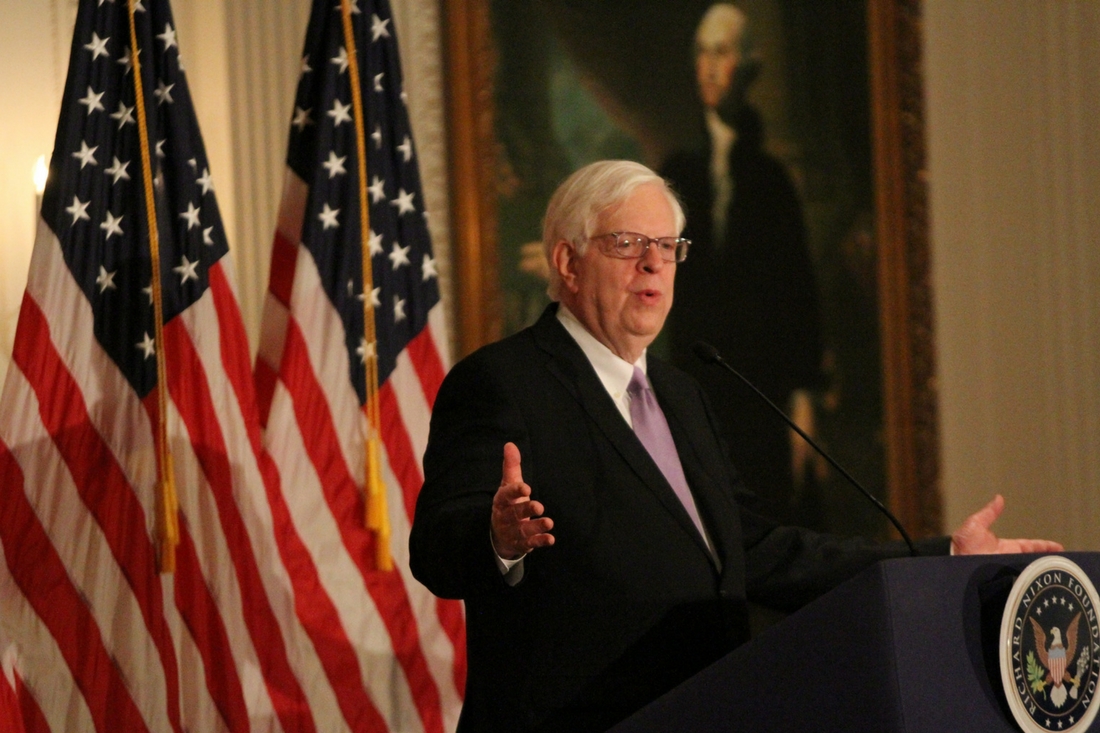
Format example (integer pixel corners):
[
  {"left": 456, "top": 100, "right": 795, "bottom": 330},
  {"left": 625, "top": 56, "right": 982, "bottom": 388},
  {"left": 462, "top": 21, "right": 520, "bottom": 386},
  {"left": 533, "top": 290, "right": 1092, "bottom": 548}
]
[{"left": 410, "top": 160, "right": 1061, "bottom": 733}]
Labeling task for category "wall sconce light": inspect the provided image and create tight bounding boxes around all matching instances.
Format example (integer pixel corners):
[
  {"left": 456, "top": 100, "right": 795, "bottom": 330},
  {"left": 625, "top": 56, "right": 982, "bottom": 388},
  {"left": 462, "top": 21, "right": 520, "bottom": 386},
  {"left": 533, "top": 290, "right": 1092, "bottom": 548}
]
[{"left": 33, "top": 155, "right": 48, "bottom": 197}]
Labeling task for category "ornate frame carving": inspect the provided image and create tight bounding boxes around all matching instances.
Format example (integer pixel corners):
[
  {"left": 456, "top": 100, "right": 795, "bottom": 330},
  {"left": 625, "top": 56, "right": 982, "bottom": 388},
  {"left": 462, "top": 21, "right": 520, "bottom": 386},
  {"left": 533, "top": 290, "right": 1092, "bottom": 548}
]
[
  {"left": 444, "top": 0, "right": 942, "bottom": 536},
  {"left": 868, "top": 0, "right": 941, "bottom": 537}
]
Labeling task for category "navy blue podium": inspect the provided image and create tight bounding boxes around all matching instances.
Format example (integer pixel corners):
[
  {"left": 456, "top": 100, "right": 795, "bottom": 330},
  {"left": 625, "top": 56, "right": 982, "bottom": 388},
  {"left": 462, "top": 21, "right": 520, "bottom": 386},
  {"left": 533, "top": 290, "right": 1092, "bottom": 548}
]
[{"left": 611, "top": 553, "right": 1100, "bottom": 732}]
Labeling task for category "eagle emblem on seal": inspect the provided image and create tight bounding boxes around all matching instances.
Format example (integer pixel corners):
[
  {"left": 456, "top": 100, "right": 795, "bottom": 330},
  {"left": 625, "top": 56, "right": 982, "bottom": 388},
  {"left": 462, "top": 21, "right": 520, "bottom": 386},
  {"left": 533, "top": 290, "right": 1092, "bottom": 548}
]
[
  {"left": 1030, "top": 613, "right": 1084, "bottom": 708},
  {"left": 1001, "top": 556, "right": 1100, "bottom": 732}
]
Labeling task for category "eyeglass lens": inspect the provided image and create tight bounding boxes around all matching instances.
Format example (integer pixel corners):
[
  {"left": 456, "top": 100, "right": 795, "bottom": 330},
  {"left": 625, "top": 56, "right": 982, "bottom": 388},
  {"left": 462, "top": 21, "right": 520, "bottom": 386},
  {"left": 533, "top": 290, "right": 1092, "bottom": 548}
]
[{"left": 607, "top": 232, "right": 688, "bottom": 262}]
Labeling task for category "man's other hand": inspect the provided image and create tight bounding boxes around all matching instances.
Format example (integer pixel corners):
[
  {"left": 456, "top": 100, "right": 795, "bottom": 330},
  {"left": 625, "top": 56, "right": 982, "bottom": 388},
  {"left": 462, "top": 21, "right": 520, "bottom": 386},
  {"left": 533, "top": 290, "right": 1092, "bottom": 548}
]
[
  {"left": 951, "top": 494, "right": 1064, "bottom": 555},
  {"left": 491, "top": 442, "right": 555, "bottom": 560}
]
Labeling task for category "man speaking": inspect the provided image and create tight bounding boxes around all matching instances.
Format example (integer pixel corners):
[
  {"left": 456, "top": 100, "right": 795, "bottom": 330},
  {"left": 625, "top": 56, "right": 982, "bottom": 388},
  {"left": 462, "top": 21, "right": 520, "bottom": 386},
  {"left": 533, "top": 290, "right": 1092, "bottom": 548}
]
[{"left": 409, "top": 160, "right": 1060, "bottom": 732}]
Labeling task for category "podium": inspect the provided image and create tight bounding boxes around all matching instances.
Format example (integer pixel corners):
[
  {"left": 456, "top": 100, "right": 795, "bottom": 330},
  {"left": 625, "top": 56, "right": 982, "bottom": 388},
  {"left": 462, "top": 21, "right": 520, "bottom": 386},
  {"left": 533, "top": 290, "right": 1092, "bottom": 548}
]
[{"left": 611, "top": 553, "right": 1100, "bottom": 732}]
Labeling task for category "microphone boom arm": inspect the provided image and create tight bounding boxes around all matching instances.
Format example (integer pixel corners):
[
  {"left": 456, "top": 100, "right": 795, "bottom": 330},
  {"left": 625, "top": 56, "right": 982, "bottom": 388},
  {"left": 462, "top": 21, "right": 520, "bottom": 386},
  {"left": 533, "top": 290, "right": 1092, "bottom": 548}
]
[{"left": 691, "top": 341, "right": 918, "bottom": 556}]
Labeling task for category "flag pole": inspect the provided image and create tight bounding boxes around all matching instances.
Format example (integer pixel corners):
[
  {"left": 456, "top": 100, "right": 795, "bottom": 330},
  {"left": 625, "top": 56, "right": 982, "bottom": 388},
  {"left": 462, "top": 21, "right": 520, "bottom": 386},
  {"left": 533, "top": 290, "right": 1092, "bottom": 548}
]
[
  {"left": 340, "top": 0, "right": 392, "bottom": 571},
  {"left": 128, "top": 0, "right": 178, "bottom": 573}
]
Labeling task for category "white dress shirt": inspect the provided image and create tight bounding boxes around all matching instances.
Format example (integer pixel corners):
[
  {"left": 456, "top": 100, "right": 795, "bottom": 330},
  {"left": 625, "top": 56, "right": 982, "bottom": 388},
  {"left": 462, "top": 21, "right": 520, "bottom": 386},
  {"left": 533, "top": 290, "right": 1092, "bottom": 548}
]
[{"left": 556, "top": 304, "right": 646, "bottom": 427}]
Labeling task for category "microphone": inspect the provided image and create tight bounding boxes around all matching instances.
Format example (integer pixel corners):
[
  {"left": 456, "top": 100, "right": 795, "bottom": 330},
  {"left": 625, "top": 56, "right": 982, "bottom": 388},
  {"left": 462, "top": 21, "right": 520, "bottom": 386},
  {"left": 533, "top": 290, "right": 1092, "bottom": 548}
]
[{"left": 692, "top": 341, "right": 918, "bottom": 556}]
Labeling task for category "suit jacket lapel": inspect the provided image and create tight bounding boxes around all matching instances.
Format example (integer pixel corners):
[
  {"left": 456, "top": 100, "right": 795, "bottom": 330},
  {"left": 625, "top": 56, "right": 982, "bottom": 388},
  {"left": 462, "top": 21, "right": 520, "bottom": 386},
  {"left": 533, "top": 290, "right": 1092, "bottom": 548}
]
[{"left": 530, "top": 307, "right": 717, "bottom": 561}]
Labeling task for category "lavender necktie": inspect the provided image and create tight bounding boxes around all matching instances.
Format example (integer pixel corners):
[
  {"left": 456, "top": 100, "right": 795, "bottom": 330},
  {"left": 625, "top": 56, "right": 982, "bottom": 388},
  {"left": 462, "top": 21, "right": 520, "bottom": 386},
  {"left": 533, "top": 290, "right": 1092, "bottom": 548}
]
[{"left": 628, "top": 367, "right": 710, "bottom": 543}]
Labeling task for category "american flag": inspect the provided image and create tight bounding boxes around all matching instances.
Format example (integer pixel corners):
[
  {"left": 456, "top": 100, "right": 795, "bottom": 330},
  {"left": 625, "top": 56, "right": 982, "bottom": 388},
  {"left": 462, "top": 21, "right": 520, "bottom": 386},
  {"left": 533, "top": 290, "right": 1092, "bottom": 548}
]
[
  {"left": 0, "top": 0, "right": 465, "bottom": 730},
  {"left": 252, "top": 0, "right": 464, "bottom": 732},
  {"left": 0, "top": 0, "right": 265, "bottom": 728}
]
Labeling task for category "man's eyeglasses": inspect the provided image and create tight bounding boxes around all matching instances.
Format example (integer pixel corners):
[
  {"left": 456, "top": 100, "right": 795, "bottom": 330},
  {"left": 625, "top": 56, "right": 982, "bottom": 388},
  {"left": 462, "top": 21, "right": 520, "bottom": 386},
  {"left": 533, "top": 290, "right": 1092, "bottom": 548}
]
[{"left": 589, "top": 232, "right": 691, "bottom": 263}]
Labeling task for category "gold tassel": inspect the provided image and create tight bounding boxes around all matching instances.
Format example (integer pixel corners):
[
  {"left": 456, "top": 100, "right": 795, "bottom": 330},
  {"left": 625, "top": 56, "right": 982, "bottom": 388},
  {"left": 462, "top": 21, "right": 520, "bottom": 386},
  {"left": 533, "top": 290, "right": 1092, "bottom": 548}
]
[{"left": 340, "top": 0, "right": 391, "bottom": 570}]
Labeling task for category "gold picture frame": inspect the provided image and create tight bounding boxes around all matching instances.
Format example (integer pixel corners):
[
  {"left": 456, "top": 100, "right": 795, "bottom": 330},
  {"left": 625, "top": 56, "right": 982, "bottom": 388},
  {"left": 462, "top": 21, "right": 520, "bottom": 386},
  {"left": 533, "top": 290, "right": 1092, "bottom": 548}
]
[{"left": 443, "top": 0, "right": 941, "bottom": 538}]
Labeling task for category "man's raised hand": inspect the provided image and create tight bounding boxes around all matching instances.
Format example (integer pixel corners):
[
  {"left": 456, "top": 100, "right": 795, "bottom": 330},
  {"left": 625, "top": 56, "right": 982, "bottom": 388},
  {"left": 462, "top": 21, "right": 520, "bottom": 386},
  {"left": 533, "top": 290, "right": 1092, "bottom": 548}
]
[
  {"left": 951, "top": 494, "right": 1064, "bottom": 556},
  {"left": 491, "top": 442, "right": 555, "bottom": 560}
]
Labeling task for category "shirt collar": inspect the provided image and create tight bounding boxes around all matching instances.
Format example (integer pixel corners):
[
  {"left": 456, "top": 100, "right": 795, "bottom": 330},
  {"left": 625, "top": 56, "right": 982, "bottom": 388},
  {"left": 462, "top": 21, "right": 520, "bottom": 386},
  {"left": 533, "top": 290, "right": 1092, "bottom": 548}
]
[{"left": 556, "top": 304, "right": 645, "bottom": 405}]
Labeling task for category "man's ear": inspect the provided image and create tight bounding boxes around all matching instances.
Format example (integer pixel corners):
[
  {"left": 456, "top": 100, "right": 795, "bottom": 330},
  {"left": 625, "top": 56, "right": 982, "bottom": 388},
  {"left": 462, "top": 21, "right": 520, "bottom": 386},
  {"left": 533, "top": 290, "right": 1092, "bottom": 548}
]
[{"left": 551, "top": 240, "right": 580, "bottom": 293}]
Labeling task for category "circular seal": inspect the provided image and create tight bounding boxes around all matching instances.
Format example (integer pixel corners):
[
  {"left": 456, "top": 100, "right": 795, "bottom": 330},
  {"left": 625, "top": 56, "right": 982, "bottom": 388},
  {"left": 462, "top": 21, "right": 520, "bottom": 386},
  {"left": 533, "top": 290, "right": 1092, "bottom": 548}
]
[{"left": 1000, "top": 556, "right": 1100, "bottom": 732}]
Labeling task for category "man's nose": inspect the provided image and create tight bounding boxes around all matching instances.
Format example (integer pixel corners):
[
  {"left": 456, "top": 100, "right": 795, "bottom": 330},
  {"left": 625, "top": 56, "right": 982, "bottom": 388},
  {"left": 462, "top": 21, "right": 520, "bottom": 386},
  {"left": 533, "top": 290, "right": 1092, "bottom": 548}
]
[{"left": 638, "top": 243, "right": 665, "bottom": 272}]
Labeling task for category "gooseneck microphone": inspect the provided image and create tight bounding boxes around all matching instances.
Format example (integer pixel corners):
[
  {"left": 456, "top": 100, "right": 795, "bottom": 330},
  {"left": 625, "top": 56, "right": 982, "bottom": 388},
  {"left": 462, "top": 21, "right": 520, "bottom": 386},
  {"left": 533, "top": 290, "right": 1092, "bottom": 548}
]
[{"left": 692, "top": 341, "right": 918, "bottom": 557}]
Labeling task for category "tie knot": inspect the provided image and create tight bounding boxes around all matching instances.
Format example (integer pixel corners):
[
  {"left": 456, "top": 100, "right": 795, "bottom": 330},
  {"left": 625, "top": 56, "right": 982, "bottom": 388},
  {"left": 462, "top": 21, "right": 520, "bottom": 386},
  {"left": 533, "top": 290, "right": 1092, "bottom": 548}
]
[{"left": 628, "top": 366, "right": 649, "bottom": 397}]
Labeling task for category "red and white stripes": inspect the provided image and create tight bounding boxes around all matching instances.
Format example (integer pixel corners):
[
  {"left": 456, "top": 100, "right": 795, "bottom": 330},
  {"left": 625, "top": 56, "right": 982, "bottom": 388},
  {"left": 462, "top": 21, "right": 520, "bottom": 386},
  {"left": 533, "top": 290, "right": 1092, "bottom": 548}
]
[
  {"left": 1, "top": 189, "right": 466, "bottom": 729},
  {"left": 254, "top": 169, "right": 464, "bottom": 733},
  {"left": 1, "top": 117, "right": 463, "bottom": 729}
]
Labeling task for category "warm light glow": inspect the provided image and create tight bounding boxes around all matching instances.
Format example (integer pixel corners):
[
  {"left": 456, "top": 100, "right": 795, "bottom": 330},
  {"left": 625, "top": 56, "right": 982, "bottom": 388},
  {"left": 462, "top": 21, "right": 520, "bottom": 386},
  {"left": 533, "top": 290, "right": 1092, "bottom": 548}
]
[{"left": 33, "top": 155, "right": 48, "bottom": 195}]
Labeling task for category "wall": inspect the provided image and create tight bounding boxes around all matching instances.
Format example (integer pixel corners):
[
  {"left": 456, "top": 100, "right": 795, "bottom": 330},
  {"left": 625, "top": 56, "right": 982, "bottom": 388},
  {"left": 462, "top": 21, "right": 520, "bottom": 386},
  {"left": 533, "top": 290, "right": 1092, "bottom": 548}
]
[
  {"left": 0, "top": 0, "right": 73, "bottom": 390},
  {"left": 925, "top": 0, "right": 1100, "bottom": 549}
]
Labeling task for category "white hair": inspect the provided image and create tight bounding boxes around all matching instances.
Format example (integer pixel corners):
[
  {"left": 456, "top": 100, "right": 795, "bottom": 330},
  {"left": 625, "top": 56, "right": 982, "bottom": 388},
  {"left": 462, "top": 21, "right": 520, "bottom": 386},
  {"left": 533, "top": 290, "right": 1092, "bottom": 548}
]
[
  {"left": 541, "top": 160, "right": 685, "bottom": 300},
  {"left": 695, "top": 3, "right": 749, "bottom": 56}
]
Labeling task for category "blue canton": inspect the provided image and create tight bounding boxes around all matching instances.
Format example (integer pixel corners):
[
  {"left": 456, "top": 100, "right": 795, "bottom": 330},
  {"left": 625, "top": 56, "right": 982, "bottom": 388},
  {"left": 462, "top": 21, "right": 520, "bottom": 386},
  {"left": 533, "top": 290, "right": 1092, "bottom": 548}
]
[
  {"left": 288, "top": 0, "right": 440, "bottom": 403},
  {"left": 39, "top": 0, "right": 230, "bottom": 399}
]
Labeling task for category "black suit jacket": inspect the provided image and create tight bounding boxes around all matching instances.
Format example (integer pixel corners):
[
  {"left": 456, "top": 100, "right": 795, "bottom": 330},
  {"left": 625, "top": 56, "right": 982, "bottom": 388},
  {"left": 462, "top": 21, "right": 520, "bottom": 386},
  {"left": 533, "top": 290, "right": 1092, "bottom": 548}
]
[{"left": 409, "top": 305, "right": 946, "bottom": 732}]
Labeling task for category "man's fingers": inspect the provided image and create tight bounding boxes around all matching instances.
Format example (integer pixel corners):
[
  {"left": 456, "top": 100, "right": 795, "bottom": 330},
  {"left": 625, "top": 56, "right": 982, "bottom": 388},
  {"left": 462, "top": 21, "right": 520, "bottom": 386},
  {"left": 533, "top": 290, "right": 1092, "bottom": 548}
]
[
  {"left": 523, "top": 515, "right": 553, "bottom": 535},
  {"left": 985, "top": 493, "right": 1006, "bottom": 519},
  {"left": 969, "top": 493, "right": 1005, "bottom": 530},
  {"left": 518, "top": 499, "right": 545, "bottom": 520},
  {"left": 496, "top": 495, "right": 544, "bottom": 522},
  {"left": 492, "top": 505, "right": 554, "bottom": 557},
  {"left": 525, "top": 531, "right": 555, "bottom": 550},
  {"left": 502, "top": 442, "right": 524, "bottom": 486},
  {"left": 511, "top": 516, "right": 554, "bottom": 544},
  {"left": 517, "top": 517, "right": 555, "bottom": 547},
  {"left": 493, "top": 480, "right": 531, "bottom": 508},
  {"left": 1015, "top": 538, "right": 1064, "bottom": 554}
]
